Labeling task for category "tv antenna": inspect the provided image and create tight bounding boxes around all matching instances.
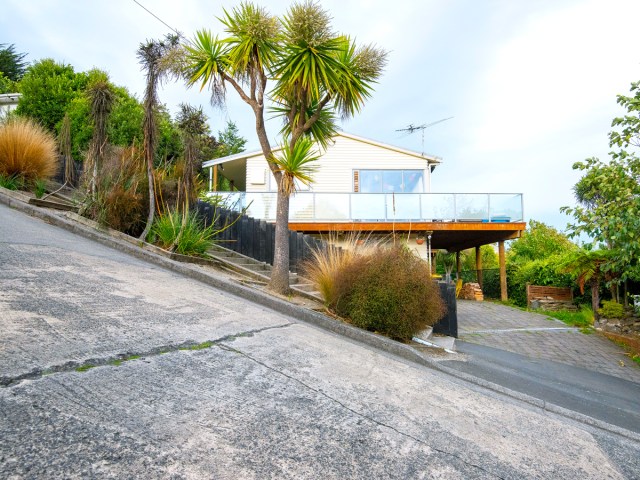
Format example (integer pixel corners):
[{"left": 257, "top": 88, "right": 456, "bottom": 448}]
[{"left": 396, "top": 117, "right": 453, "bottom": 154}]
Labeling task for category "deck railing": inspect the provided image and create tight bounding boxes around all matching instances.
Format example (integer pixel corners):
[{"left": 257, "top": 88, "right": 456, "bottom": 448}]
[{"left": 204, "top": 192, "right": 524, "bottom": 223}]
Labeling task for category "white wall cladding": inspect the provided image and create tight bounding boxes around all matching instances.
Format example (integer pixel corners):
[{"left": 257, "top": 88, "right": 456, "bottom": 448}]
[{"left": 244, "top": 134, "right": 434, "bottom": 193}]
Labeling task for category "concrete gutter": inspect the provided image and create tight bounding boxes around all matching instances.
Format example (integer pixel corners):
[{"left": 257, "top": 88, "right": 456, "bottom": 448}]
[{"left": 1, "top": 186, "right": 638, "bottom": 443}]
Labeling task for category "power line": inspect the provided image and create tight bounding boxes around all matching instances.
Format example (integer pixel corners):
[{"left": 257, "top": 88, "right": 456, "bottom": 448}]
[{"left": 132, "top": 0, "right": 181, "bottom": 35}]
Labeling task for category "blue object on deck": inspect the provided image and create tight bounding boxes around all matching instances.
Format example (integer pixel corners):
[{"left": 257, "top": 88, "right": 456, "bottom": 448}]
[{"left": 481, "top": 215, "right": 511, "bottom": 223}]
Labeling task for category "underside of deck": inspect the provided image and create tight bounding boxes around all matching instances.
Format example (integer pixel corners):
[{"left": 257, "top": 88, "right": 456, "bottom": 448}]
[{"left": 287, "top": 221, "right": 526, "bottom": 252}]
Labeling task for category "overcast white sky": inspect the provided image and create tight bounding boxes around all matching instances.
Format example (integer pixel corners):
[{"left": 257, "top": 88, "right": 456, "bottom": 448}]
[{"left": 3, "top": 0, "right": 640, "bottom": 231}]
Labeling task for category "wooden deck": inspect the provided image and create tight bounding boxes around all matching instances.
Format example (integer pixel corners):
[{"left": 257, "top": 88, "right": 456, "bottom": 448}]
[{"left": 287, "top": 221, "right": 526, "bottom": 252}]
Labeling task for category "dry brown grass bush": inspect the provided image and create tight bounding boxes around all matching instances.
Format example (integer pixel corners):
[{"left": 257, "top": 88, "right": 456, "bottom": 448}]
[
  {"left": 0, "top": 117, "right": 58, "bottom": 181},
  {"left": 306, "top": 240, "right": 446, "bottom": 341},
  {"left": 303, "top": 234, "right": 362, "bottom": 303}
]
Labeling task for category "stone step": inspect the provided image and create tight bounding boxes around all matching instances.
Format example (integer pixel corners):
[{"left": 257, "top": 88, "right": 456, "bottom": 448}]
[
  {"left": 207, "top": 248, "right": 242, "bottom": 259},
  {"left": 223, "top": 256, "right": 270, "bottom": 270},
  {"left": 28, "top": 197, "right": 77, "bottom": 212},
  {"left": 293, "top": 282, "right": 318, "bottom": 293}
]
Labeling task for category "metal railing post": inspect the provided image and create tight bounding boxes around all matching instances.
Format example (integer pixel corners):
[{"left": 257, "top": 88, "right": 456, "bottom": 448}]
[{"left": 453, "top": 194, "right": 457, "bottom": 221}]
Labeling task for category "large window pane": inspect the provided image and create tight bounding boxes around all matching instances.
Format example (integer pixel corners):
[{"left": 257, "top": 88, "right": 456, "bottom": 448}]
[
  {"left": 357, "top": 169, "right": 425, "bottom": 193},
  {"left": 382, "top": 170, "right": 403, "bottom": 192},
  {"left": 359, "top": 170, "right": 382, "bottom": 193},
  {"left": 403, "top": 170, "right": 424, "bottom": 193}
]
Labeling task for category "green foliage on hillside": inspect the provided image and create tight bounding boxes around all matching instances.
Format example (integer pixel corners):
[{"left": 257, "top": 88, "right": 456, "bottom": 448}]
[
  {"left": 0, "top": 43, "right": 28, "bottom": 82},
  {"left": 16, "top": 59, "right": 90, "bottom": 131},
  {"left": 562, "top": 80, "right": 640, "bottom": 285},
  {"left": 502, "top": 221, "right": 578, "bottom": 306}
]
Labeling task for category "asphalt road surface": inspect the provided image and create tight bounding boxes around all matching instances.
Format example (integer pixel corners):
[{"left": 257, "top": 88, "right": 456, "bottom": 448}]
[
  {"left": 441, "top": 340, "right": 640, "bottom": 435},
  {"left": 1, "top": 202, "right": 640, "bottom": 479}
]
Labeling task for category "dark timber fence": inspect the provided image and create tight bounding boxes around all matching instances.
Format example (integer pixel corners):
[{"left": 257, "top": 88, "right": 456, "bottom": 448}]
[{"left": 195, "top": 200, "right": 332, "bottom": 273}]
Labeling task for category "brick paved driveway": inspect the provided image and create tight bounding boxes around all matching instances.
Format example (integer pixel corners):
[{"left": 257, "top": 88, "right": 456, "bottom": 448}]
[{"left": 458, "top": 300, "right": 640, "bottom": 384}]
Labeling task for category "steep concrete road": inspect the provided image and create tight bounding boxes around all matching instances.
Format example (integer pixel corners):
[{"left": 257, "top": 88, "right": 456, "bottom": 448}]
[{"left": 1, "top": 203, "right": 639, "bottom": 479}]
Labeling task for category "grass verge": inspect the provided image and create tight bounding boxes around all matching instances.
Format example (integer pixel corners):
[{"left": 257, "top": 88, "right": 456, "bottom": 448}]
[{"left": 540, "top": 305, "right": 594, "bottom": 328}]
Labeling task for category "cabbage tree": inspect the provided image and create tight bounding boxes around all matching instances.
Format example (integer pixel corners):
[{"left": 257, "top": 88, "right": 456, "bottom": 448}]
[{"left": 184, "top": 1, "right": 387, "bottom": 293}]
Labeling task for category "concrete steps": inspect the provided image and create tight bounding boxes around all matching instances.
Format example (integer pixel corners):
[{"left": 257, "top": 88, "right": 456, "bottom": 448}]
[
  {"left": 413, "top": 326, "right": 456, "bottom": 352},
  {"left": 206, "top": 244, "right": 321, "bottom": 302},
  {"left": 28, "top": 197, "right": 77, "bottom": 212}
]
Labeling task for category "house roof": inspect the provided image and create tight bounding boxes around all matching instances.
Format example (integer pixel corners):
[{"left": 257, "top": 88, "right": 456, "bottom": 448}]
[
  {"left": 0, "top": 93, "right": 21, "bottom": 104},
  {"left": 202, "top": 131, "right": 442, "bottom": 168}
]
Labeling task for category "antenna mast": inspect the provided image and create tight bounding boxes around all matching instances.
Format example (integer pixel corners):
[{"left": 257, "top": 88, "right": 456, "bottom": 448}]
[{"left": 396, "top": 117, "right": 453, "bottom": 154}]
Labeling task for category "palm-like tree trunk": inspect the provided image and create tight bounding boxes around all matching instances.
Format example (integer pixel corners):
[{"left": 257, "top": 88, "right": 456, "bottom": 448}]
[
  {"left": 591, "top": 278, "right": 600, "bottom": 321},
  {"left": 270, "top": 191, "right": 291, "bottom": 293},
  {"left": 139, "top": 88, "right": 157, "bottom": 242}
]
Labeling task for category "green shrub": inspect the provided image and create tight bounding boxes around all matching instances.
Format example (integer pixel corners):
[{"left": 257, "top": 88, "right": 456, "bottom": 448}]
[
  {"left": 150, "top": 209, "right": 215, "bottom": 256},
  {"left": 0, "top": 173, "right": 25, "bottom": 190},
  {"left": 330, "top": 245, "right": 445, "bottom": 341},
  {"left": 33, "top": 178, "right": 47, "bottom": 198},
  {"left": 507, "top": 254, "right": 575, "bottom": 307},
  {"left": 598, "top": 300, "right": 625, "bottom": 319},
  {"left": 542, "top": 305, "right": 593, "bottom": 327},
  {"left": 16, "top": 59, "right": 90, "bottom": 132},
  {"left": 0, "top": 117, "right": 59, "bottom": 182}
]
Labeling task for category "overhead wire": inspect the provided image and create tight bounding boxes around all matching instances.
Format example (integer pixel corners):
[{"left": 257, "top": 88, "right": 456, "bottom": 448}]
[{"left": 132, "top": 0, "right": 181, "bottom": 36}]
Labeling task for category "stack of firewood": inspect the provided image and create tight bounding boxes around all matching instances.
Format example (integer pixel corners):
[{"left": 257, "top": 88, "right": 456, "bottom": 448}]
[{"left": 459, "top": 283, "right": 484, "bottom": 301}]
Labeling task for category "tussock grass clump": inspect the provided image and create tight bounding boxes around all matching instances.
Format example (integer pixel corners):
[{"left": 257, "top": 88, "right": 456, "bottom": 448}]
[
  {"left": 303, "top": 233, "right": 379, "bottom": 303},
  {"left": 0, "top": 117, "right": 59, "bottom": 181},
  {"left": 0, "top": 173, "right": 26, "bottom": 190},
  {"left": 150, "top": 209, "right": 215, "bottom": 256},
  {"left": 306, "top": 242, "right": 446, "bottom": 341}
]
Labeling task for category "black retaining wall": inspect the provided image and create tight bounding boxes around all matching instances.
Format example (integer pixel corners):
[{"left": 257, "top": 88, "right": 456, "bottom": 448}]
[{"left": 195, "top": 200, "right": 331, "bottom": 273}]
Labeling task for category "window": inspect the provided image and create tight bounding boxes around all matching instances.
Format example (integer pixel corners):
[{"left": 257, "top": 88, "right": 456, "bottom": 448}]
[{"left": 354, "top": 169, "right": 424, "bottom": 193}]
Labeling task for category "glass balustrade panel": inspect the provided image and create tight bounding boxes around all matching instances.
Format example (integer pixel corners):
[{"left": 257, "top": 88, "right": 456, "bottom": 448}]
[
  {"left": 290, "top": 193, "right": 315, "bottom": 221},
  {"left": 489, "top": 194, "right": 523, "bottom": 222},
  {"left": 314, "top": 193, "right": 351, "bottom": 220},
  {"left": 385, "top": 194, "right": 422, "bottom": 220},
  {"left": 351, "top": 194, "right": 387, "bottom": 221},
  {"left": 455, "top": 194, "right": 489, "bottom": 221},
  {"left": 420, "top": 194, "right": 456, "bottom": 221}
]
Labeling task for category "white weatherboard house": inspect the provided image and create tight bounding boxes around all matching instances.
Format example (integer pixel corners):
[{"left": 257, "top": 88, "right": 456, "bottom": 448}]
[
  {"left": 0, "top": 93, "right": 21, "bottom": 117},
  {"left": 208, "top": 132, "right": 441, "bottom": 194},
  {"left": 203, "top": 131, "right": 525, "bottom": 299}
]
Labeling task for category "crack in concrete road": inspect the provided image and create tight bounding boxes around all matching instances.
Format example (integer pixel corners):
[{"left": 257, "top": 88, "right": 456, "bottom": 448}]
[
  {"left": 0, "top": 322, "right": 294, "bottom": 388},
  {"left": 217, "top": 342, "right": 507, "bottom": 479}
]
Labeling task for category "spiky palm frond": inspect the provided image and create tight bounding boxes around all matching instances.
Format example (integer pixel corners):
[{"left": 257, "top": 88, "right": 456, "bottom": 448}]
[
  {"left": 184, "top": 30, "right": 229, "bottom": 108},
  {"left": 273, "top": 3, "right": 387, "bottom": 125},
  {"left": 332, "top": 38, "right": 387, "bottom": 119},
  {"left": 557, "top": 248, "right": 613, "bottom": 293},
  {"left": 270, "top": 136, "right": 319, "bottom": 195},
  {"left": 270, "top": 99, "right": 337, "bottom": 149},
  {"left": 219, "top": 2, "right": 280, "bottom": 76},
  {"left": 272, "top": 35, "right": 346, "bottom": 104}
]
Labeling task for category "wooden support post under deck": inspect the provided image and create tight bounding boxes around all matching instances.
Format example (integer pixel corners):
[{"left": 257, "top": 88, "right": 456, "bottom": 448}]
[
  {"left": 456, "top": 251, "right": 461, "bottom": 281},
  {"left": 499, "top": 241, "right": 507, "bottom": 301},
  {"left": 475, "top": 245, "right": 483, "bottom": 288},
  {"left": 213, "top": 166, "right": 218, "bottom": 192}
]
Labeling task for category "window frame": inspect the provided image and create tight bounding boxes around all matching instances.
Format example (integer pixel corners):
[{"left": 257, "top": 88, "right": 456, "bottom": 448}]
[{"left": 353, "top": 169, "right": 425, "bottom": 193}]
